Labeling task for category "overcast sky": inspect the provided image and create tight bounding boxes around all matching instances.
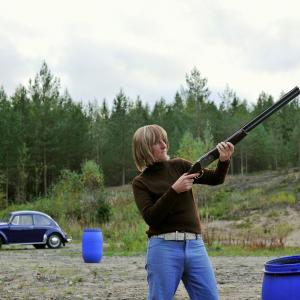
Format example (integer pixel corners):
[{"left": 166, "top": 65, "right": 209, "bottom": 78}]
[{"left": 1, "top": 0, "right": 300, "bottom": 108}]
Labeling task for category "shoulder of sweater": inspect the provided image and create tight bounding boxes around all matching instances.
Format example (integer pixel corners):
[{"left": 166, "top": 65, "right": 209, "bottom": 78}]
[
  {"left": 132, "top": 167, "right": 156, "bottom": 185},
  {"left": 132, "top": 173, "right": 143, "bottom": 185}
]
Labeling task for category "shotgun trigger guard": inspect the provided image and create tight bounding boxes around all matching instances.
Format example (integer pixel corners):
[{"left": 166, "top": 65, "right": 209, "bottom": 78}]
[{"left": 193, "top": 169, "right": 204, "bottom": 179}]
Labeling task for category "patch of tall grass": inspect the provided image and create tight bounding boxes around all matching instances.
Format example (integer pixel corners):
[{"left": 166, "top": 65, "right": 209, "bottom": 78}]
[
  {"left": 207, "top": 245, "right": 300, "bottom": 257},
  {"left": 197, "top": 185, "right": 298, "bottom": 220},
  {"left": 204, "top": 222, "right": 294, "bottom": 249},
  {"left": 102, "top": 187, "right": 147, "bottom": 255}
]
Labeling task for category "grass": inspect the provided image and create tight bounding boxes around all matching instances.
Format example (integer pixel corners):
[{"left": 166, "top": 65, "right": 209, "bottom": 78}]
[
  {"left": 2, "top": 234, "right": 300, "bottom": 258},
  {"left": 1, "top": 168, "right": 300, "bottom": 256},
  {"left": 102, "top": 169, "right": 300, "bottom": 256},
  {"left": 207, "top": 245, "right": 300, "bottom": 257},
  {"left": 94, "top": 243, "right": 300, "bottom": 257},
  {"left": 102, "top": 246, "right": 300, "bottom": 258}
]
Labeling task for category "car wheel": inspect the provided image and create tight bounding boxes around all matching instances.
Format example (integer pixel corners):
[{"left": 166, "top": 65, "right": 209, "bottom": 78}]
[
  {"left": 47, "top": 233, "right": 62, "bottom": 249},
  {"left": 0, "top": 237, "right": 2, "bottom": 249},
  {"left": 34, "top": 244, "right": 46, "bottom": 249}
]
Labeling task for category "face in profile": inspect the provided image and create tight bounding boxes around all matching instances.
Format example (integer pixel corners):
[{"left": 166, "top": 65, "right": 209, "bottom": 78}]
[{"left": 151, "top": 139, "right": 169, "bottom": 162}]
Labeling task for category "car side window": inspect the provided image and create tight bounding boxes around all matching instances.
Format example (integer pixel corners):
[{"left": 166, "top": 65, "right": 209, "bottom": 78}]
[
  {"left": 34, "top": 215, "right": 51, "bottom": 226},
  {"left": 11, "top": 215, "right": 33, "bottom": 225}
]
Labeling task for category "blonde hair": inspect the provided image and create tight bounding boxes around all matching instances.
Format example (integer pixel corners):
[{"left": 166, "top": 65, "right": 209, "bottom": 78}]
[{"left": 132, "top": 124, "right": 169, "bottom": 172}]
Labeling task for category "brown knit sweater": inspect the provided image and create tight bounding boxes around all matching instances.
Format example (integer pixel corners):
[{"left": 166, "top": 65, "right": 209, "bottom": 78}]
[{"left": 132, "top": 158, "right": 230, "bottom": 237}]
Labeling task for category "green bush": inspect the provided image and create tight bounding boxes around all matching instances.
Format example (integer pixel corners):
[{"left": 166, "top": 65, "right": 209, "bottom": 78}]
[
  {"left": 0, "top": 161, "right": 111, "bottom": 234},
  {"left": 81, "top": 160, "right": 104, "bottom": 191},
  {"left": 48, "top": 161, "right": 111, "bottom": 224},
  {"left": 80, "top": 161, "right": 111, "bottom": 224}
]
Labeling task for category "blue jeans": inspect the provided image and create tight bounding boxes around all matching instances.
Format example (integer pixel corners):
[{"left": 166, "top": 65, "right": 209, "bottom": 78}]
[{"left": 146, "top": 237, "right": 218, "bottom": 300}]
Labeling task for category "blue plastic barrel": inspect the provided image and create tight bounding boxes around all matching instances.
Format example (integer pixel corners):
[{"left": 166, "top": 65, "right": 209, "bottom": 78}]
[
  {"left": 82, "top": 228, "right": 103, "bottom": 263},
  {"left": 262, "top": 255, "right": 300, "bottom": 300}
]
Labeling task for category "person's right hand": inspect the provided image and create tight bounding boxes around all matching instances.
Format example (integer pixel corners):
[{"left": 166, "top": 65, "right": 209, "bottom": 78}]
[{"left": 171, "top": 173, "right": 200, "bottom": 193}]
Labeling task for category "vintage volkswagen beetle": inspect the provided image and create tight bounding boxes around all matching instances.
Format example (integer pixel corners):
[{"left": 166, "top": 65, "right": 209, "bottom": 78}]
[{"left": 0, "top": 211, "right": 71, "bottom": 249}]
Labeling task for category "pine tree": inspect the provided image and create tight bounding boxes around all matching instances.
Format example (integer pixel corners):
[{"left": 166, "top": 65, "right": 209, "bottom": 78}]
[
  {"left": 184, "top": 67, "right": 210, "bottom": 138},
  {"left": 0, "top": 87, "right": 12, "bottom": 204},
  {"left": 108, "top": 89, "right": 132, "bottom": 185},
  {"left": 28, "top": 62, "right": 61, "bottom": 196}
]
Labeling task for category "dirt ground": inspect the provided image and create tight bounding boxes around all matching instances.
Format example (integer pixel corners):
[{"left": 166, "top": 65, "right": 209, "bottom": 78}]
[{"left": 0, "top": 243, "right": 271, "bottom": 300}]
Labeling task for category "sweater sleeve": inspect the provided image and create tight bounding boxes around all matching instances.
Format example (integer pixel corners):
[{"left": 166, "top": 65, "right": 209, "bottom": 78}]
[
  {"left": 194, "top": 160, "right": 230, "bottom": 185},
  {"left": 178, "top": 158, "right": 230, "bottom": 185},
  {"left": 132, "top": 178, "right": 179, "bottom": 228}
]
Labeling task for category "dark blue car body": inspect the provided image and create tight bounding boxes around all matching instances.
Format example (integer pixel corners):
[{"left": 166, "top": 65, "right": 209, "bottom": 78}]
[{"left": 0, "top": 211, "right": 71, "bottom": 249}]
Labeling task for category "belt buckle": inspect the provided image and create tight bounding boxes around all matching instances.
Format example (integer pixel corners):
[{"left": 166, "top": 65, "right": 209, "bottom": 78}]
[
  {"left": 176, "top": 231, "right": 187, "bottom": 240},
  {"left": 176, "top": 231, "right": 184, "bottom": 241}
]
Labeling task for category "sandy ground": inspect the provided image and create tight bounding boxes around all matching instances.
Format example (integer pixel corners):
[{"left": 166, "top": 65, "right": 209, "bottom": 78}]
[{"left": 0, "top": 243, "right": 271, "bottom": 300}]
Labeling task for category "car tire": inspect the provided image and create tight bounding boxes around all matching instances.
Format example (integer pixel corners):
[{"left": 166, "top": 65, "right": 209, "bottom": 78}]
[
  {"left": 47, "top": 233, "right": 62, "bottom": 249},
  {"left": 0, "top": 237, "right": 3, "bottom": 249},
  {"left": 34, "top": 244, "right": 46, "bottom": 249}
]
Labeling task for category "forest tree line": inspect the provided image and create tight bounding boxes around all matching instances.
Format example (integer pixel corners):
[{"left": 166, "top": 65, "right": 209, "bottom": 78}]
[{"left": 0, "top": 62, "right": 299, "bottom": 206}]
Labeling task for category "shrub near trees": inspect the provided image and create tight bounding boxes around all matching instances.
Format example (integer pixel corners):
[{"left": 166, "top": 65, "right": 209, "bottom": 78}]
[{"left": 0, "top": 63, "right": 299, "bottom": 206}]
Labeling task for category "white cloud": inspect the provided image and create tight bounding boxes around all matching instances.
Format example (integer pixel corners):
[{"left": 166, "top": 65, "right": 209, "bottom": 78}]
[{"left": 0, "top": 0, "right": 300, "bottom": 108}]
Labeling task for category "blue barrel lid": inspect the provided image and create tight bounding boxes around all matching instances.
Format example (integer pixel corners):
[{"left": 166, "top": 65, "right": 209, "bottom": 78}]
[
  {"left": 83, "top": 228, "right": 102, "bottom": 232},
  {"left": 264, "top": 255, "right": 300, "bottom": 274}
]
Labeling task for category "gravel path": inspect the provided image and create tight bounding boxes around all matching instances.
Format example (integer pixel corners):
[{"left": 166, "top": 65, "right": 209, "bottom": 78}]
[{"left": 0, "top": 243, "right": 270, "bottom": 299}]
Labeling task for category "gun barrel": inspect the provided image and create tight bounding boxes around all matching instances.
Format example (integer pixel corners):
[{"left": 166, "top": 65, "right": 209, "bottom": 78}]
[
  {"left": 243, "top": 86, "right": 300, "bottom": 133},
  {"left": 189, "top": 86, "right": 300, "bottom": 174}
]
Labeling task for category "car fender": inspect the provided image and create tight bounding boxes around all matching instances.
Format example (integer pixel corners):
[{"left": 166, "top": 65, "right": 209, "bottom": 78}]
[
  {"left": 0, "top": 231, "right": 8, "bottom": 244},
  {"left": 45, "top": 228, "right": 65, "bottom": 241}
]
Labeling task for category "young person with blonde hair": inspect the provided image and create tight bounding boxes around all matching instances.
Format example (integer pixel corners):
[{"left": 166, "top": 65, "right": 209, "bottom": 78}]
[{"left": 132, "top": 124, "right": 234, "bottom": 300}]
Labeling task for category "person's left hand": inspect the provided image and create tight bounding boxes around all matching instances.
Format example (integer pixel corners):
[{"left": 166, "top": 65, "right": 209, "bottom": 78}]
[{"left": 217, "top": 142, "right": 234, "bottom": 162}]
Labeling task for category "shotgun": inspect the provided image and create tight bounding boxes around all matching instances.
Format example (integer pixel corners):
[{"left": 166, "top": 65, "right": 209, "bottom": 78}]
[{"left": 188, "top": 86, "right": 300, "bottom": 175}]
